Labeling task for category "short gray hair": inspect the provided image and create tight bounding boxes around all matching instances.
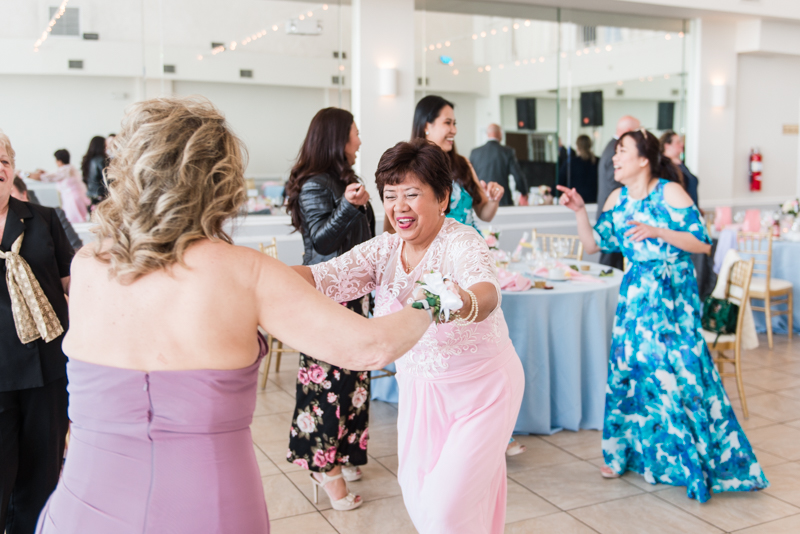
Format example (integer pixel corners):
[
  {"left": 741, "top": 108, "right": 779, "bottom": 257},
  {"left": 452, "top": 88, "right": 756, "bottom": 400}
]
[{"left": 0, "top": 130, "right": 15, "bottom": 168}]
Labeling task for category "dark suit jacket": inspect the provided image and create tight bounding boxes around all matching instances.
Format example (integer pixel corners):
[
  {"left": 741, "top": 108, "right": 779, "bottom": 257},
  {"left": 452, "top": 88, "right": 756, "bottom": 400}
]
[
  {"left": 558, "top": 153, "right": 598, "bottom": 205},
  {"left": 596, "top": 138, "right": 619, "bottom": 213},
  {"left": 469, "top": 140, "right": 527, "bottom": 206},
  {"left": 679, "top": 163, "right": 699, "bottom": 206},
  {"left": 0, "top": 198, "right": 73, "bottom": 392}
]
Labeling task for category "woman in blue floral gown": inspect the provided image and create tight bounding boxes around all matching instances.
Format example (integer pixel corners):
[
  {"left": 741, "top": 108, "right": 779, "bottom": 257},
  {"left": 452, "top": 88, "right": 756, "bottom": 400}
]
[{"left": 558, "top": 129, "right": 768, "bottom": 502}]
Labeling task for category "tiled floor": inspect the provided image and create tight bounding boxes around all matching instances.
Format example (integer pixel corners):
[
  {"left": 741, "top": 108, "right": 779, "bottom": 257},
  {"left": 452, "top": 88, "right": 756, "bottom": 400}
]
[{"left": 252, "top": 334, "right": 800, "bottom": 533}]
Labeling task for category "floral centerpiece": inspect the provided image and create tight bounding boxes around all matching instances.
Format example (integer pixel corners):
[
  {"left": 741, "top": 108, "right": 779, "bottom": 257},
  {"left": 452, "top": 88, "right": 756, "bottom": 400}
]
[
  {"left": 781, "top": 198, "right": 800, "bottom": 218},
  {"left": 482, "top": 228, "right": 501, "bottom": 250},
  {"left": 538, "top": 185, "right": 554, "bottom": 205}
]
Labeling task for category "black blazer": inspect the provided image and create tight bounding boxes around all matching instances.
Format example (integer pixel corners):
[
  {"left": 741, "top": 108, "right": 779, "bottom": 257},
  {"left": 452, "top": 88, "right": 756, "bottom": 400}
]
[
  {"left": 469, "top": 140, "right": 527, "bottom": 206},
  {"left": 298, "top": 174, "right": 375, "bottom": 266},
  {"left": 86, "top": 155, "right": 107, "bottom": 200},
  {"left": 596, "top": 138, "right": 619, "bottom": 212},
  {"left": 0, "top": 198, "right": 74, "bottom": 392},
  {"left": 558, "top": 153, "right": 598, "bottom": 205}
]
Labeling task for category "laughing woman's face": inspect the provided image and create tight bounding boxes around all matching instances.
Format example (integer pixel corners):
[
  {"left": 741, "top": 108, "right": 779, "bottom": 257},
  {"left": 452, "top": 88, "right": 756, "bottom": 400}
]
[{"left": 0, "top": 147, "right": 14, "bottom": 205}]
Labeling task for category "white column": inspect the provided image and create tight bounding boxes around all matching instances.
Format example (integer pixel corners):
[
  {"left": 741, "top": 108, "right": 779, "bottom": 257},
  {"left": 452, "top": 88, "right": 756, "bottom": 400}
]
[{"left": 351, "top": 0, "right": 416, "bottom": 207}]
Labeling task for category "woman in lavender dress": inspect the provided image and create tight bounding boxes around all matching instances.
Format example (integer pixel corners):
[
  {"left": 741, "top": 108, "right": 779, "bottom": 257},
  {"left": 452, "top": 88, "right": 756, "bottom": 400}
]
[{"left": 34, "top": 97, "right": 432, "bottom": 533}]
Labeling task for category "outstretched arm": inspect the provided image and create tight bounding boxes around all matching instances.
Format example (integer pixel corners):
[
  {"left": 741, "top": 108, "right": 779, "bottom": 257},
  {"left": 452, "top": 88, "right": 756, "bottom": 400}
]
[
  {"left": 557, "top": 185, "right": 600, "bottom": 255},
  {"left": 258, "top": 257, "right": 430, "bottom": 371}
]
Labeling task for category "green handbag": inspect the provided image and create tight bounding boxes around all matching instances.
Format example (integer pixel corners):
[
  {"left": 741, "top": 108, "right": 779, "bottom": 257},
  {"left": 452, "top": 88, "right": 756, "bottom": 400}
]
[{"left": 701, "top": 296, "right": 739, "bottom": 347}]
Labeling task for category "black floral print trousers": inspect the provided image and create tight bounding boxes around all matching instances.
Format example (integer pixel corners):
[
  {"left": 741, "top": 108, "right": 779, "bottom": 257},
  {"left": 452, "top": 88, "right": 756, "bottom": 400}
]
[{"left": 287, "top": 299, "right": 371, "bottom": 472}]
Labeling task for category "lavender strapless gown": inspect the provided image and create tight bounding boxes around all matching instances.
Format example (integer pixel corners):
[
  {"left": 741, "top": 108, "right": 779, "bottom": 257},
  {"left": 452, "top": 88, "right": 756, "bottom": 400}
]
[{"left": 36, "top": 348, "right": 269, "bottom": 533}]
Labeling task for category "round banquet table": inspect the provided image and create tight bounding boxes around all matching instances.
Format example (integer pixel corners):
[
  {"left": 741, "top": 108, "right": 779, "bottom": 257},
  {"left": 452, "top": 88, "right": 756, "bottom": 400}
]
[
  {"left": 371, "top": 260, "right": 623, "bottom": 435},
  {"left": 752, "top": 239, "right": 800, "bottom": 335}
]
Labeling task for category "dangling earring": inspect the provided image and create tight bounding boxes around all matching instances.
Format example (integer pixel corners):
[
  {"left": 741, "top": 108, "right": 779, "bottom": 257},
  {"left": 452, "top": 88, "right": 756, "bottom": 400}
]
[{"left": 425, "top": 131, "right": 429, "bottom": 136}]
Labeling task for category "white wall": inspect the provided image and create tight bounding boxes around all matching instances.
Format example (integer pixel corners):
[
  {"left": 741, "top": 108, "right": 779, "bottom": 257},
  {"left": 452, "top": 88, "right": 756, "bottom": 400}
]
[
  {"left": 0, "top": 74, "right": 137, "bottom": 172},
  {"left": 734, "top": 53, "right": 800, "bottom": 201}
]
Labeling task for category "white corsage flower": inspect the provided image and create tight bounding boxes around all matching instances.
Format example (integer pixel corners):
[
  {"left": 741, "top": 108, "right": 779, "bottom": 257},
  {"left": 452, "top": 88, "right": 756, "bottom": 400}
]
[{"left": 418, "top": 272, "right": 463, "bottom": 322}]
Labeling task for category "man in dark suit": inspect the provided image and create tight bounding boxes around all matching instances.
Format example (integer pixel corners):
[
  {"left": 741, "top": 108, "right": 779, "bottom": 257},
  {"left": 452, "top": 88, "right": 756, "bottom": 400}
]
[
  {"left": 596, "top": 115, "right": 640, "bottom": 269},
  {"left": 469, "top": 124, "right": 528, "bottom": 206}
]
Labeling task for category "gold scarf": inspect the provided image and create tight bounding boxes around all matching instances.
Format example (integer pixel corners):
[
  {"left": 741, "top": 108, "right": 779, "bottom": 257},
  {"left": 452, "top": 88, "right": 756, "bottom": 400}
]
[{"left": 0, "top": 232, "right": 64, "bottom": 343}]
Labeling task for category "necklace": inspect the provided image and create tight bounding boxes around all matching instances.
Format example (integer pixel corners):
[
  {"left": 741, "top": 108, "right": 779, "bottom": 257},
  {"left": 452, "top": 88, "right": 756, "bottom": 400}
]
[{"left": 403, "top": 243, "right": 413, "bottom": 273}]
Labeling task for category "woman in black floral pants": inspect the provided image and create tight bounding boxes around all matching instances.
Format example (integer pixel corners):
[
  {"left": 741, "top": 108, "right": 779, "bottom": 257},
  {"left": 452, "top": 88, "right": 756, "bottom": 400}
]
[{"left": 283, "top": 108, "right": 375, "bottom": 510}]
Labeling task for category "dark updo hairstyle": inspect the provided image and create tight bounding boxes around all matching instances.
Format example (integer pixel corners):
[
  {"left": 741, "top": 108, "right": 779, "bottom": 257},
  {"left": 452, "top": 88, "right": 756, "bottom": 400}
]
[
  {"left": 376, "top": 138, "right": 452, "bottom": 214},
  {"left": 53, "top": 148, "right": 70, "bottom": 165},
  {"left": 411, "top": 95, "right": 479, "bottom": 206},
  {"left": 617, "top": 129, "right": 684, "bottom": 188},
  {"left": 81, "top": 136, "right": 107, "bottom": 183},
  {"left": 284, "top": 107, "right": 359, "bottom": 231}
]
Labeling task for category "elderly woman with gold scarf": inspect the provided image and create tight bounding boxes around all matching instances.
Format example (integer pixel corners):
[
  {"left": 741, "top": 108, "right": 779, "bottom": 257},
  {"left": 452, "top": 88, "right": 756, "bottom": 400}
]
[{"left": 0, "top": 131, "right": 73, "bottom": 534}]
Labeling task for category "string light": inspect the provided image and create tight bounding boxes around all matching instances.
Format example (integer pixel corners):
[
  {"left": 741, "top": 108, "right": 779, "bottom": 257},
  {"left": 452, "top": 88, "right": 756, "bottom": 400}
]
[
  {"left": 453, "top": 69, "right": 459, "bottom": 75},
  {"left": 34, "top": 0, "right": 70, "bottom": 51}
]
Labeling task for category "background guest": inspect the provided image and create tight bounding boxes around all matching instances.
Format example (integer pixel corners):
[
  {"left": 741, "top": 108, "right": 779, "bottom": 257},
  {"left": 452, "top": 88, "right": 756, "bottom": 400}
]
[
  {"left": 82, "top": 136, "right": 108, "bottom": 206},
  {"left": 558, "top": 134, "right": 598, "bottom": 204},
  {"left": 596, "top": 115, "right": 640, "bottom": 269},
  {"left": 660, "top": 131, "right": 698, "bottom": 206},
  {"left": 0, "top": 131, "right": 73, "bottom": 534},
  {"left": 283, "top": 108, "right": 375, "bottom": 510},
  {"left": 11, "top": 178, "right": 82, "bottom": 250},
  {"left": 469, "top": 124, "right": 528, "bottom": 206},
  {"left": 29, "top": 149, "right": 90, "bottom": 223},
  {"left": 383, "top": 95, "right": 503, "bottom": 232}
]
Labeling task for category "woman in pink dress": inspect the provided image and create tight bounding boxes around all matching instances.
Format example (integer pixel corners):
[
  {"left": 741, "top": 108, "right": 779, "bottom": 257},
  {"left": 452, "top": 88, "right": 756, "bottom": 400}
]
[
  {"left": 31, "top": 149, "right": 90, "bottom": 223},
  {"left": 293, "top": 139, "right": 525, "bottom": 533}
]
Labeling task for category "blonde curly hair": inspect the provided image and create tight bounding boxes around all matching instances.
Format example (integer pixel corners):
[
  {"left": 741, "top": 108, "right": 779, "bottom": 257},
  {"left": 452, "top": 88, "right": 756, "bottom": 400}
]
[
  {"left": 0, "top": 130, "right": 16, "bottom": 167},
  {"left": 92, "top": 96, "right": 247, "bottom": 282}
]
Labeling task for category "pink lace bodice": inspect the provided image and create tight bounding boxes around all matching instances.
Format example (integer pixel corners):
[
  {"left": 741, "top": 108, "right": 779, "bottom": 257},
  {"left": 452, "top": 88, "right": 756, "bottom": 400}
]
[{"left": 311, "top": 218, "right": 513, "bottom": 379}]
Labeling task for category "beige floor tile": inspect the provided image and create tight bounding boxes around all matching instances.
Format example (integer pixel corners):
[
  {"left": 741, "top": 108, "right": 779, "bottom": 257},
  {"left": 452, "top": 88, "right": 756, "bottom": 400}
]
[
  {"left": 286, "top": 459, "right": 402, "bottom": 511},
  {"left": 268, "top": 512, "right": 338, "bottom": 534},
  {"left": 570, "top": 493, "right": 723, "bottom": 534},
  {"left": 742, "top": 368, "right": 800, "bottom": 392},
  {"left": 504, "top": 479, "right": 560, "bottom": 524},
  {"left": 746, "top": 393, "right": 800, "bottom": 423},
  {"left": 753, "top": 448, "right": 792, "bottom": 468},
  {"left": 541, "top": 429, "right": 604, "bottom": 460},
  {"left": 656, "top": 486, "right": 800, "bottom": 532},
  {"left": 322, "top": 495, "right": 417, "bottom": 534},
  {"left": 723, "top": 378, "right": 767, "bottom": 400},
  {"left": 373, "top": 454, "right": 398, "bottom": 476},
  {"left": 254, "top": 389, "right": 297, "bottom": 416},
  {"left": 775, "top": 385, "right": 800, "bottom": 401},
  {"left": 769, "top": 361, "right": 800, "bottom": 377},
  {"left": 368, "top": 401, "right": 398, "bottom": 426},
  {"left": 261, "top": 439, "right": 305, "bottom": 473},
  {"left": 731, "top": 408, "right": 779, "bottom": 431},
  {"left": 733, "top": 513, "right": 800, "bottom": 533},
  {"left": 505, "top": 435, "right": 582, "bottom": 474},
  {"left": 251, "top": 412, "right": 294, "bottom": 446},
  {"left": 746, "top": 424, "right": 800, "bottom": 460},
  {"left": 505, "top": 512, "right": 597, "bottom": 533},
  {"left": 510, "top": 460, "right": 642, "bottom": 510},
  {"left": 263, "top": 473, "right": 317, "bottom": 520},
  {"left": 254, "top": 443, "right": 282, "bottom": 477},
  {"left": 763, "top": 461, "right": 800, "bottom": 507},
  {"left": 364, "top": 423, "right": 398, "bottom": 458}
]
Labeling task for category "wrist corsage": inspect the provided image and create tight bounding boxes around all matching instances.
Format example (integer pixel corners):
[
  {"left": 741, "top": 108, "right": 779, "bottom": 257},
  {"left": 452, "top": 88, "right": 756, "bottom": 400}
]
[{"left": 408, "top": 272, "right": 464, "bottom": 323}]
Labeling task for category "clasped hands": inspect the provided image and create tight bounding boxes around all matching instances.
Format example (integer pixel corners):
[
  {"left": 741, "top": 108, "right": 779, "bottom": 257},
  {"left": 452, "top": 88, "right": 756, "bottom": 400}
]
[{"left": 480, "top": 180, "right": 504, "bottom": 203}]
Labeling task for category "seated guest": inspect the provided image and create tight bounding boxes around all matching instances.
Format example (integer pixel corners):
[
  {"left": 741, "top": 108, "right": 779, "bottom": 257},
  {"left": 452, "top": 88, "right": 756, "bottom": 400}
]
[
  {"left": 11, "top": 177, "right": 83, "bottom": 250},
  {"left": 558, "top": 134, "right": 598, "bottom": 204},
  {"left": 34, "top": 97, "right": 431, "bottom": 533},
  {"left": 660, "top": 131, "right": 698, "bottom": 205},
  {"left": 469, "top": 124, "right": 528, "bottom": 206},
  {"left": 0, "top": 130, "right": 73, "bottom": 534},
  {"left": 30, "top": 149, "right": 90, "bottom": 223}
]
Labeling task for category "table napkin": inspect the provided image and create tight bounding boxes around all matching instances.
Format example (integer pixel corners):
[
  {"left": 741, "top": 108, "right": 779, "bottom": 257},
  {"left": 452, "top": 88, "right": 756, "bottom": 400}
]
[{"left": 497, "top": 268, "right": 532, "bottom": 291}]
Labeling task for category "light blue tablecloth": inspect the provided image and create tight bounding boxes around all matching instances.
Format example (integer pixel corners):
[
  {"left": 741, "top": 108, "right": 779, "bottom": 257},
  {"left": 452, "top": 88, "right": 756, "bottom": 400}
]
[
  {"left": 752, "top": 240, "right": 800, "bottom": 335},
  {"left": 372, "top": 262, "right": 623, "bottom": 435}
]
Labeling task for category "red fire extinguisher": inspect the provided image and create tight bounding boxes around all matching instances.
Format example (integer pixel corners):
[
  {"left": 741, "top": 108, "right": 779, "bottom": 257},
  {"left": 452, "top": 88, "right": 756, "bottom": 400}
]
[{"left": 749, "top": 148, "right": 762, "bottom": 192}]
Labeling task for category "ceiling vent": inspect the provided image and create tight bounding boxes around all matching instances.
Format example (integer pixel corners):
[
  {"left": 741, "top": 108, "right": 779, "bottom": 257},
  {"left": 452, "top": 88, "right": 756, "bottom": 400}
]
[
  {"left": 616, "top": 88, "right": 624, "bottom": 97},
  {"left": 211, "top": 42, "right": 225, "bottom": 50},
  {"left": 49, "top": 7, "right": 79, "bottom": 36},
  {"left": 68, "top": 59, "right": 83, "bottom": 69},
  {"left": 286, "top": 19, "right": 323, "bottom": 36},
  {"left": 163, "top": 64, "right": 176, "bottom": 74},
  {"left": 240, "top": 69, "right": 253, "bottom": 78},
  {"left": 82, "top": 33, "right": 99, "bottom": 40},
  {"left": 671, "top": 88, "right": 680, "bottom": 96},
  {"left": 333, "top": 51, "right": 347, "bottom": 59},
  {"left": 417, "top": 77, "right": 430, "bottom": 87},
  {"left": 332, "top": 76, "right": 345, "bottom": 85}
]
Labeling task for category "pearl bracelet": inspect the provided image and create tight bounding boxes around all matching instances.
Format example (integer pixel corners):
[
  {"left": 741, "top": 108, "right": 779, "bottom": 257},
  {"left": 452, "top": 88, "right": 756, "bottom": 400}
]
[{"left": 453, "top": 289, "right": 478, "bottom": 326}]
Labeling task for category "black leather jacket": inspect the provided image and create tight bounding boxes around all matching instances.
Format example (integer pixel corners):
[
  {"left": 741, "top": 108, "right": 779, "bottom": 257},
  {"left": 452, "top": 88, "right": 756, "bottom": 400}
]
[
  {"left": 86, "top": 155, "right": 107, "bottom": 200},
  {"left": 298, "top": 174, "right": 375, "bottom": 266}
]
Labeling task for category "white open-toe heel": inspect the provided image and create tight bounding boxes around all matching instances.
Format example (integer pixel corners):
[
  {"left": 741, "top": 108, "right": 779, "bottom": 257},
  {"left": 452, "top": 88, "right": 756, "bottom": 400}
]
[
  {"left": 341, "top": 466, "right": 362, "bottom": 482},
  {"left": 310, "top": 472, "right": 363, "bottom": 511}
]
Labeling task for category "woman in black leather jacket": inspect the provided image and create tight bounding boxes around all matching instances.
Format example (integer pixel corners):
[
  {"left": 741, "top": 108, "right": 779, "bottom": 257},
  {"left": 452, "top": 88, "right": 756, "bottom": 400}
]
[
  {"left": 283, "top": 108, "right": 375, "bottom": 510},
  {"left": 81, "top": 136, "right": 108, "bottom": 206}
]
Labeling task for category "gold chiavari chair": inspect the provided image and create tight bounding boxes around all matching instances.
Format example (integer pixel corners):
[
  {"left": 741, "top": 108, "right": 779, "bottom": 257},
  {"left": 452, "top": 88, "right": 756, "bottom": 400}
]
[
  {"left": 257, "top": 238, "right": 297, "bottom": 390},
  {"left": 531, "top": 229, "right": 584, "bottom": 261},
  {"left": 737, "top": 232, "right": 793, "bottom": 349},
  {"left": 701, "top": 258, "right": 755, "bottom": 418}
]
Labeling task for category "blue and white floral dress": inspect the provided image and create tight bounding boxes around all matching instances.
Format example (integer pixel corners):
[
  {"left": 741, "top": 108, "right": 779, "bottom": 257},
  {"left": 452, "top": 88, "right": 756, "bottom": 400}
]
[
  {"left": 447, "top": 182, "right": 477, "bottom": 229},
  {"left": 594, "top": 179, "right": 768, "bottom": 502}
]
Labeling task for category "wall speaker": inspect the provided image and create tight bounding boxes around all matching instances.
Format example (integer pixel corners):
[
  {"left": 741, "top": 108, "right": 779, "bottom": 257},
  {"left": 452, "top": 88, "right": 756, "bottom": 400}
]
[
  {"left": 657, "top": 102, "right": 675, "bottom": 131},
  {"left": 516, "top": 98, "right": 536, "bottom": 130},
  {"left": 580, "top": 91, "right": 603, "bottom": 127}
]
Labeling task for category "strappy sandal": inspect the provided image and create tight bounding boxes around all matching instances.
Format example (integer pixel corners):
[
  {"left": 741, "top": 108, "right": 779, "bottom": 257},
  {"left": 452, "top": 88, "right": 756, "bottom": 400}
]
[{"left": 310, "top": 472, "right": 363, "bottom": 511}]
